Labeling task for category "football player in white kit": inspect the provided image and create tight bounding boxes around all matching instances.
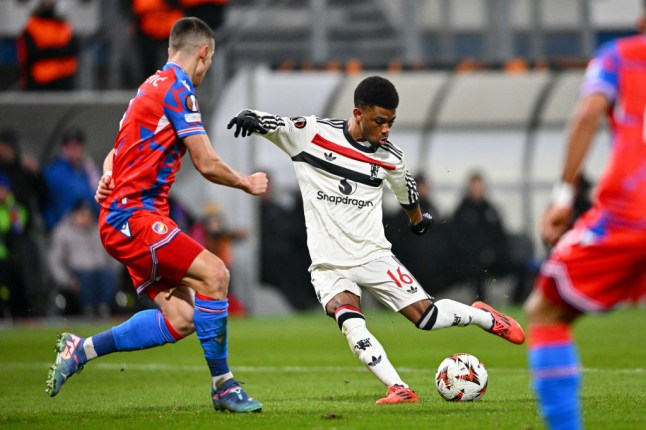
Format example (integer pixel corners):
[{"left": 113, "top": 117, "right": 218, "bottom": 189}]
[{"left": 228, "top": 76, "right": 525, "bottom": 405}]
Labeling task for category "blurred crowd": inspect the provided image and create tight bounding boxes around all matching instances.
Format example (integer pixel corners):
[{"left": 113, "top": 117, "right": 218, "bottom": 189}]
[{"left": 12, "top": 0, "right": 229, "bottom": 91}]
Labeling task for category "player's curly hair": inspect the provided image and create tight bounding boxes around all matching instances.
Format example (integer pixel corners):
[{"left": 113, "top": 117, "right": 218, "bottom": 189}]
[
  {"left": 169, "top": 17, "right": 215, "bottom": 52},
  {"left": 353, "top": 76, "right": 399, "bottom": 110}
]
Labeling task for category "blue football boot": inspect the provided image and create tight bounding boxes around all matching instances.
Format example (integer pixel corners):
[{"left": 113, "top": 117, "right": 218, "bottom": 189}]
[
  {"left": 211, "top": 378, "right": 262, "bottom": 413},
  {"left": 46, "top": 333, "right": 87, "bottom": 397}
]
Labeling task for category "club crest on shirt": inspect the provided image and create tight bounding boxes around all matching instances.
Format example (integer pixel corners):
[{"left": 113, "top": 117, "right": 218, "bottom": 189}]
[
  {"left": 152, "top": 221, "right": 168, "bottom": 234},
  {"left": 185, "top": 94, "right": 199, "bottom": 112},
  {"left": 370, "top": 164, "right": 380, "bottom": 180},
  {"left": 290, "top": 116, "right": 307, "bottom": 128}
]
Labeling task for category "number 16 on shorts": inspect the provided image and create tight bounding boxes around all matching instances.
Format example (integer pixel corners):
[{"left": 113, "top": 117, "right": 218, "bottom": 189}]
[
  {"left": 387, "top": 266, "right": 413, "bottom": 288},
  {"left": 386, "top": 266, "right": 419, "bottom": 294}
]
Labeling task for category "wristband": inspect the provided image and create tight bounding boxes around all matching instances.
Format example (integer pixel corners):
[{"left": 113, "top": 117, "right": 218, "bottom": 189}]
[
  {"left": 102, "top": 170, "right": 112, "bottom": 177},
  {"left": 550, "top": 181, "right": 575, "bottom": 207}
]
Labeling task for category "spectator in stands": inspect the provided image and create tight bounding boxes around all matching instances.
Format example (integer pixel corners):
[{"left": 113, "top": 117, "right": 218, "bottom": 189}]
[
  {"left": 189, "top": 201, "right": 247, "bottom": 315},
  {"left": 0, "top": 173, "right": 30, "bottom": 319},
  {"left": 384, "top": 174, "right": 452, "bottom": 296},
  {"left": 179, "top": 0, "right": 228, "bottom": 32},
  {"left": 17, "top": 0, "right": 79, "bottom": 91},
  {"left": 258, "top": 178, "right": 290, "bottom": 289},
  {"left": 0, "top": 127, "right": 48, "bottom": 315},
  {"left": 130, "top": 0, "right": 184, "bottom": 83},
  {"left": 190, "top": 201, "right": 246, "bottom": 270},
  {"left": 0, "top": 127, "right": 47, "bottom": 230},
  {"left": 258, "top": 179, "right": 317, "bottom": 310},
  {"left": 48, "top": 199, "right": 118, "bottom": 319},
  {"left": 571, "top": 173, "right": 593, "bottom": 228},
  {"left": 168, "top": 195, "right": 196, "bottom": 232},
  {"left": 449, "top": 171, "right": 510, "bottom": 302},
  {"left": 284, "top": 190, "right": 319, "bottom": 310},
  {"left": 43, "top": 127, "right": 100, "bottom": 232},
  {"left": 506, "top": 231, "right": 538, "bottom": 305}
]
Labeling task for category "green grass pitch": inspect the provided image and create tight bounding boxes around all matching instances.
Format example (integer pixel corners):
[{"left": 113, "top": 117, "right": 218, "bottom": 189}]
[{"left": 1, "top": 306, "right": 644, "bottom": 429}]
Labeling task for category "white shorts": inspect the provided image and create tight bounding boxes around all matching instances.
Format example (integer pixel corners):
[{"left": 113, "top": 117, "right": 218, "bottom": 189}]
[{"left": 310, "top": 255, "right": 432, "bottom": 312}]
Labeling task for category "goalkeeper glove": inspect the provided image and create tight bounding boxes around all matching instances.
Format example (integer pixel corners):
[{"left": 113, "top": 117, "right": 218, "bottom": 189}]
[
  {"left": 409, "top": 212, "right": 434, "bottom": 236},
  {"left": 227, "top": 110, "right": 268, "bottom": 137}
]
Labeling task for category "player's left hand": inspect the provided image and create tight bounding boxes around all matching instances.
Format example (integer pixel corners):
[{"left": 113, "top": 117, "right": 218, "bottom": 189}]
[
  {"left": 227, "top": 111, "right": 268, "bottom": 137},
  {"left": 541, "top": 204, "right": 572, "bottom": 246},
  {"left": 95, "top": 171, "right": 115, "bottom": 203},
  {"left": 409, "top": 212, "right": 434, "bottom": 236}
]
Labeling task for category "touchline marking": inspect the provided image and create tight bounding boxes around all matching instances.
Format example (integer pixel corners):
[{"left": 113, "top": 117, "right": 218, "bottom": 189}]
[{"left": 5, "top": 363, "right": 645, "bottom": 374}]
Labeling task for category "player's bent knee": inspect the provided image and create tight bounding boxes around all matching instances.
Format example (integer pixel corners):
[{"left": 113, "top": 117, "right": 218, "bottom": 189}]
[
  {"left": 165, "top": 314, "right": 194, "bottom": 339},
  {"left": 204, "top": 260, "right": 230, "bottom": 291},
  {"left": 186, "top": 251, "right": 230, "bottom": 298},
  {"left": 523, "top": 289, "right": 574, "bottom": 325},
  {"left": 173, "top": 321, "right": 195, "bottom": 338},
  {"left": 523, "top": 290, "right": 546, "bottom": 322},
  {"left": 166, "top": 305, "right": 195, "bottom": 338}
]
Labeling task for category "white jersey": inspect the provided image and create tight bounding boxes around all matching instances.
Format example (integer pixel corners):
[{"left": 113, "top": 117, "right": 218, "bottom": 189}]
[{"left": 251, "top": 110, "right": 419, "bottom": 268}]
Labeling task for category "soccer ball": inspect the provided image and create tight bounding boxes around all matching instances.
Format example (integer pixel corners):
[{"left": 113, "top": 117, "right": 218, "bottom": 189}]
[{"left": 435, "top": 353, "right": 488, "bottom": 401}]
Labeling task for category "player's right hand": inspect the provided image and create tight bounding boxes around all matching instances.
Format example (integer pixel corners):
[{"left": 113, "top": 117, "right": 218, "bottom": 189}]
[
  {"left": 227, "top": 111, "right": 268, "bottom": 137},
  {"left": 540, "top": 204, "right": 572, "bottom": 246},
  {"left": 409, "top": 212, "right": 434, "bottom": 236},
  {"left": 95, "top": 171, "right": 114, "bottom": 203},
  {"left": 243, "top": 172, "right": 268, "bottom": 196}
]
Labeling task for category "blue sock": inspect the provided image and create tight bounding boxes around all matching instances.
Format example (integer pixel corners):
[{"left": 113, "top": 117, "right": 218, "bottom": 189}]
[
  {"left": 91, "top": 330, "right": 117, "bottom": 357},
  {"left": 529, "top": 324, "right": 582, "bottom": 430},
  {"left": 193, "top": 294, "right": 230, "bottom": 378},
  {"left": 111, "top": 309, "right": 178, "bottom": 351}
]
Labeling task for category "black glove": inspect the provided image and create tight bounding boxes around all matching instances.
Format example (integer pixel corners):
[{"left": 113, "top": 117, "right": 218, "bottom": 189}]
[
  {"left": 409, "top": 212, "right": 434, "bottom": 236},
  {"left": 227, "top": 111, "right": 267, "bottom": 137}
]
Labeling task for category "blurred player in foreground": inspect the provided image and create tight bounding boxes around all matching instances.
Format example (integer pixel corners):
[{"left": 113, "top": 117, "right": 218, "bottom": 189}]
[
  {"left": 524, "top": 10, "right": 646, "bottom": 429},
  {"left": 227, "top": 76, "right": 525, "bottom": 405},
  {"left": 46, "top": 17, "right": 267, "bottom": 413}
]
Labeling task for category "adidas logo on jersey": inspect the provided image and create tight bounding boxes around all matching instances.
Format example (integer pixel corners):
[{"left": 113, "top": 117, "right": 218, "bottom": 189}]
[{"left": 324, "top": 152, "right": 336, "bottom": 161}]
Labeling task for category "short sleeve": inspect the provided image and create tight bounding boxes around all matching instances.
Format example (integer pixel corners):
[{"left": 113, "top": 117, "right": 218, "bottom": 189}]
[
  {"left": 581, "top": 41, "right": 619, "bottom": 102},
  {"left": 163, "top": 86, "right": 206, "bottom": 139}
]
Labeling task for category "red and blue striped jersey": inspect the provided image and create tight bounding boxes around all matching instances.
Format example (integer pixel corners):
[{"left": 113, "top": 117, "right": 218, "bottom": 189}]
[
  {"left": 582, "top": 35, "right": 646, "bottom": 223},
  {"left": 103, "top": 62, "right": 206, "bottom": 226}
]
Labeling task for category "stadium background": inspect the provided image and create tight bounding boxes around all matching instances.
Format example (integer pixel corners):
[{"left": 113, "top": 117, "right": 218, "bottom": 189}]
[{"left": 0, "top": 0, "right": 642, "bottom": 314}]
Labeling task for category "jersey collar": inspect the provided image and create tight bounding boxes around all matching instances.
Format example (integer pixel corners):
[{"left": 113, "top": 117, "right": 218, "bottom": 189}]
[
  {"left": 163, "top": 62, "right": 195, "bottom": 92},
  {"left": 342, "top": 120, "right": 378, "bottom": 153}
]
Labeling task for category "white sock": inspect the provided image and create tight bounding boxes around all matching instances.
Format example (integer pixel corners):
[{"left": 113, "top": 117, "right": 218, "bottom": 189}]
[
  {"left": 83, "top": 337, "right": 98, "bottom": 360},
  {"left": 341, "top": 317, "right": 407, "bottom": 387},
  {"left": 213, "top": 372, "right": 234, "bottom": 389},
  {"left": 432, "top": 299, "right": 493, "bottom": 330}
]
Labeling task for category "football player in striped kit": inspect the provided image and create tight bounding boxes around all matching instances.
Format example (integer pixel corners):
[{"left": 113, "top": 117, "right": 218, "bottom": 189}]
[{"left": 229, "top": 76, "right": 525, "bottom": 405}]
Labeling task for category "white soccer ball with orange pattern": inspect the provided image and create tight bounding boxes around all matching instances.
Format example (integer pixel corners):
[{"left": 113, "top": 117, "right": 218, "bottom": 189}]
[{"left": 435, "top": 353, "right": 488, "bottom": 401}]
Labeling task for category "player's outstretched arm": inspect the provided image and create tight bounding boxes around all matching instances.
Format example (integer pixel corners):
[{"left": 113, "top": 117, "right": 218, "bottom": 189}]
[
  {"left": 95, "top": 149, "right": 115, "bottom": 203},
  {"left": 541, "top": 93, "right": 608, "bottom": 246},
  {"left": 184, "top": 133, "right": 268, "bottom": 195}
]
